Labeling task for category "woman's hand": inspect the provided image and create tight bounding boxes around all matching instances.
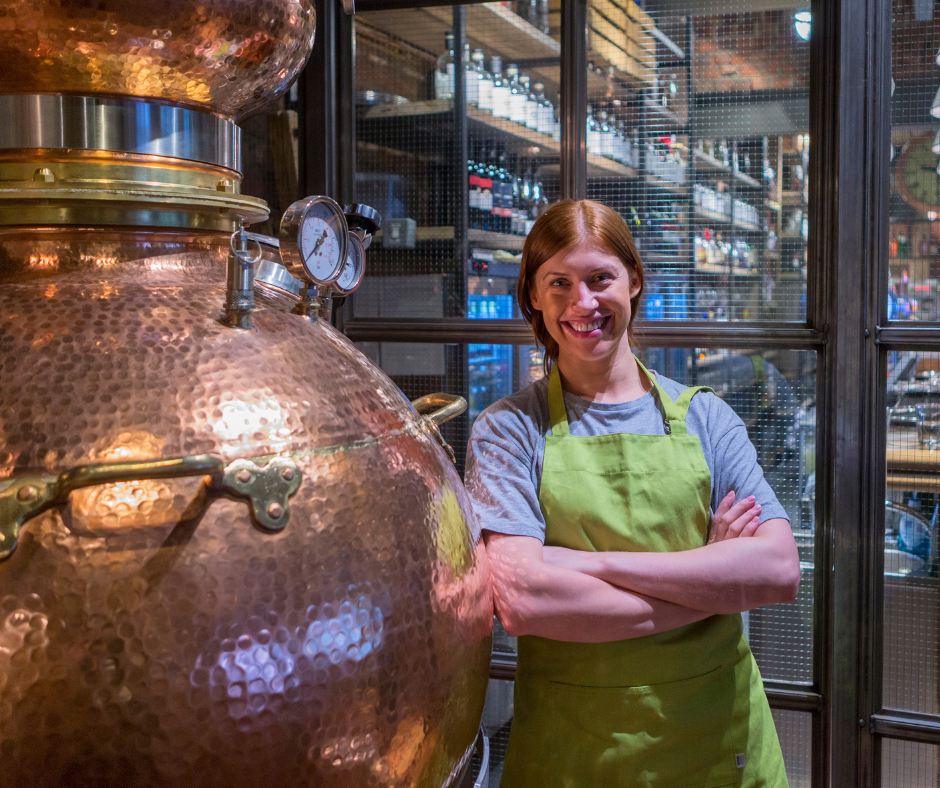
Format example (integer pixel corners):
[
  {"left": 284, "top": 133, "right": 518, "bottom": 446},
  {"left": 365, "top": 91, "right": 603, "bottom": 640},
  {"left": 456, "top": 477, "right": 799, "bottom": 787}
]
[{"left": 708, "top": 491, "right": 762, "bottom": 545}]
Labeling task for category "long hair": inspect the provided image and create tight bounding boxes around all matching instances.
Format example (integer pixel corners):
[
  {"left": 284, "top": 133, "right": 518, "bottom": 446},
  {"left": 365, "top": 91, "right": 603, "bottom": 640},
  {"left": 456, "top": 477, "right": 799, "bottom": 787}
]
[{"left": 517, "top": 199, "right": 646, "bottom": 375}]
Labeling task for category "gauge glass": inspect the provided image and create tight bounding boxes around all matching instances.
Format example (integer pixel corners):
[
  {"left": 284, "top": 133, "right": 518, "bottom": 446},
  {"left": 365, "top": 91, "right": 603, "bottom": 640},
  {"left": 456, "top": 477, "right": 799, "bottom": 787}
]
[
  {"left": 298, "top": 198, "right": 346, "bottom": 285},
  {"left": 335, "top": 231, "right": 365, "bottom": 295}
]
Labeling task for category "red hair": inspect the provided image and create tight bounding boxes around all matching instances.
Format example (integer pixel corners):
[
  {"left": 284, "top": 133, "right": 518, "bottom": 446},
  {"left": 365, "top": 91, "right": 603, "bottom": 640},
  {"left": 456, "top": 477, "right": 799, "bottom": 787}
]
[{"left": 517, "top": 200, "right": 646, "bottom": 374}]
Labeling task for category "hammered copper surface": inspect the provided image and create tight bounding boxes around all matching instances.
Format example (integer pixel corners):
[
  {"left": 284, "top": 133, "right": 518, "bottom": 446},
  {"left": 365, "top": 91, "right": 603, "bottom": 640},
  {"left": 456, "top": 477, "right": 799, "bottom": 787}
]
[
  {"left": 0, "top": 232, "right": 493, "bottom": 787},
  {"left": 0, "top": 0, "right": 316, "bottom": 120}
]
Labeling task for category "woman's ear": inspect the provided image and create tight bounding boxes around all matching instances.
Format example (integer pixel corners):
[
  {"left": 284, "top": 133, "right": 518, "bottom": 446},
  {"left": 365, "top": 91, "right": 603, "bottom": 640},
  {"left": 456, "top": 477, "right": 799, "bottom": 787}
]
[
  {"left": 629, "top": 272, "right": 641, "bottom": 300},
  {"left": 529, "top": 283, "right": 542, "bottom": 311}
]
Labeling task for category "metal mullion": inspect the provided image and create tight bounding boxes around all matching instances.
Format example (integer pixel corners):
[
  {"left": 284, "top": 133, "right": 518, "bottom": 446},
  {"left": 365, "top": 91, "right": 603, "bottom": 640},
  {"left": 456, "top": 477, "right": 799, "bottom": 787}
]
[
  {"left": 560, "top": 0, "right": 587, "bottom": 199},
  {"left": 343, "top": 317, "right": 826, "bottom": 349},
  {"left": 872, "top": 711, "right": 940, "bottom": 747},
  {"left": 356, "top": 0, "right": 472, "bottom": 10},
  {"left": 876, "top": 326, "right": 940, "bottom": 349}
]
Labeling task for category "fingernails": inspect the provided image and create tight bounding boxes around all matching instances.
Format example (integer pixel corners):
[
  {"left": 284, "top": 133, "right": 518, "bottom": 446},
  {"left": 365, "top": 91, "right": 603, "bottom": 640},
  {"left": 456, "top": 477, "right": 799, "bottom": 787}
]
[
  {"left": 755, "top": 504, "right": 762, "bottom": 510},
  {"left": 747, "top": 496, "right": 756, "bottom": 502},
  {"left": 752, "top": 517, "right": 759, "bottom": 524}
]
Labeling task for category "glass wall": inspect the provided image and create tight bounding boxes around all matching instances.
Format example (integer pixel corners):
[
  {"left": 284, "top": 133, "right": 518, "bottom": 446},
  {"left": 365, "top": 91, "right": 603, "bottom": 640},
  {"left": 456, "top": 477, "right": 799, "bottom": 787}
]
[{"left": 348, "top": 1, "right": 819, "bottom": 783}]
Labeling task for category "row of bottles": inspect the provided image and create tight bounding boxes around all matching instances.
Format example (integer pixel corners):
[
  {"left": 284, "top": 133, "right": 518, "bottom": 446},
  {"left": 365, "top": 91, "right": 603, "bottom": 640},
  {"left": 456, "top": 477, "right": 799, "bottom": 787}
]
[
  {"left": 435, "top": 33, "right": 561, "bottom": 139},
  {"left": 467, "top": 144, "right": 549, "bottom": 236},
  {"left": 694, "top": 228, "right": 757, "bottom": 269},
  {"left": 503, "top": 0, "right": 551, "bottom": 35},
  {"left": 586, "top": 104, "right": 636, "bottom": 167}
]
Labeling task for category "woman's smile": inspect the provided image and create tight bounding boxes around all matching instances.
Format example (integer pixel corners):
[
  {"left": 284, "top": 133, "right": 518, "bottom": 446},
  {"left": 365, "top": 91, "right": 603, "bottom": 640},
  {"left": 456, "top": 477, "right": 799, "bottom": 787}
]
[{"left": 563, "top": 315, "right": 610, "bottom": 337}]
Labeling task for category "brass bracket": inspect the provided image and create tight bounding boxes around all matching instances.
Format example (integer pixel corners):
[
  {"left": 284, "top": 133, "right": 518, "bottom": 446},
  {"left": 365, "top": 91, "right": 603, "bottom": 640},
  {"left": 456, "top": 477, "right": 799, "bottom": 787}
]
[{"left": 0, "top": 454, "right": 303, "bottom": 560}]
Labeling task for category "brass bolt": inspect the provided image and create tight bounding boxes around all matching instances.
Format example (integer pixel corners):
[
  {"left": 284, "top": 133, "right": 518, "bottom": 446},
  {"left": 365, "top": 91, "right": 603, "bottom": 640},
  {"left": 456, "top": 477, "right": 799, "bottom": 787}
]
[
  {"left": 236, "top": 469, "right": 252, "bottom": 484},
  {"left": 280, "top": 467, "right": 295, "bottom": 482},
  {"left": 33, "top": 168, "right": 55, "bottom": 183},
  {"left": 216, "top": 179, "right": 237, "bottom": 193},
  {"left": 267, "top": 502, "right": 283, "bottom": 520},
  {"left": 16, "top": 485, "right": 36, "bottom": 502}
]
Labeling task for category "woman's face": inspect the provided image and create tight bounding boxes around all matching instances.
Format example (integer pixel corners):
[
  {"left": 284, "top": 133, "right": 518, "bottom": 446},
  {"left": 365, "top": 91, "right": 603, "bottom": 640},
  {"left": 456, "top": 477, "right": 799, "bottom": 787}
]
[{"left": 529, "top": 241, "right": 639, "bottom": 369}]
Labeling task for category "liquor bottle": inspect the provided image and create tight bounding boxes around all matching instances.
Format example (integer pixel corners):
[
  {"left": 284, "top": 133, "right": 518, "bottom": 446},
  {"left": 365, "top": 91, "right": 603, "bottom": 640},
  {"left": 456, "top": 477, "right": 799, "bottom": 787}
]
[
  {"left": 490, "top": 56, "right": 511, "bottom": 119},
  {"left": 586, "top": 104, "right": 601, "bottom": 156},
  {"left": 522, "top": 75, "right": 539, "bottom": 130},
  {"left": 477, "top": 154, "right": 492, "bottom": 230},
  {"left": 553, "top": 93, "right": 562, "bottom": 141},
  {"left": 476, "top": 50, "right": 494, "bottom": 113},
  {"left": 533, "top": 82, "right": 553, "bottom": 136},
  {"left": 507, "top": 64, "right": 527, "bottom": 124},
  {"left": 434, "top": 31, "right": 455, "bottom": 100},
  {"left": 598, "top": 110, "right": 615, "bottom": 159},
  {"left": 538, "top": 0, "right": 550, "bottom": 33},
  {"left": 463, "top": 44, "right": 478, "bottom": 107},
  {"left": 468, "top": 144, "right": 481, "bottom": 229}
]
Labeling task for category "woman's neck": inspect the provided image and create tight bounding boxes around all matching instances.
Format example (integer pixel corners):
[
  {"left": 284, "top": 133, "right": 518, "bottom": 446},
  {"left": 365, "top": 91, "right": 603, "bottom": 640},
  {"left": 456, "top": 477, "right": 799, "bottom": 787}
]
[{"left": 556, "top": 351, "right": 652, "bottom": 403}]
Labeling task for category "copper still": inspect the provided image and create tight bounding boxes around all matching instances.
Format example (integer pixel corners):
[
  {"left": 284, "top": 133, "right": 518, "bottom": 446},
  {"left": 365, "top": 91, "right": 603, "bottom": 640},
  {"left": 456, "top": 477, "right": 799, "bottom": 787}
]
[{"left": 0, "top": 1, "right": 493, "bottom": 786}]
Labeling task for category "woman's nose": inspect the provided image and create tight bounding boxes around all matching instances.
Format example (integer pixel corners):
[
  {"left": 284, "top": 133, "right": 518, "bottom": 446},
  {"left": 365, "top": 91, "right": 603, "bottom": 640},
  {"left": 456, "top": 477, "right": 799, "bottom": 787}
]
[{"left": 573, "top": 282, "right": 598, "bottom": 311}]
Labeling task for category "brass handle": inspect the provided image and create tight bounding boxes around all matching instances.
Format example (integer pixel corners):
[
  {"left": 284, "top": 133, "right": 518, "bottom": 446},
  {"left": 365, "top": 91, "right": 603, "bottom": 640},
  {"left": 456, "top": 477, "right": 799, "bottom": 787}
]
[
  {"left": 0, "top": 453, "right": 302, "bottom": 561},
  {"left": 410, "top": 393, "right": 466, "bottom": 465},
  {"left": 411, "top": 393, "right": 468, "bottom": 426}
]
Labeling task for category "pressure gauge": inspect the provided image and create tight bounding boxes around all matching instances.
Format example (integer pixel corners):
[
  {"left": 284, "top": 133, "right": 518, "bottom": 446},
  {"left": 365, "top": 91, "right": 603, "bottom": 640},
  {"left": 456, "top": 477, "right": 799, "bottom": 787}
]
[
  {"left": 334, "top": 231, "right": 366, "bottom": 295},
  {"left": 279, "top": 196, "right": 348, "bottom": 286}
]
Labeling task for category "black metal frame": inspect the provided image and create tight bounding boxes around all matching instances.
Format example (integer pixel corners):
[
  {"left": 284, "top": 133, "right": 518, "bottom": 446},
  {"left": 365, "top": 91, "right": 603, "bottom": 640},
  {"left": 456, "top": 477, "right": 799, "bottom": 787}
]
[{"left": 294, "top": 0, "right": 937, "bottom": 784}]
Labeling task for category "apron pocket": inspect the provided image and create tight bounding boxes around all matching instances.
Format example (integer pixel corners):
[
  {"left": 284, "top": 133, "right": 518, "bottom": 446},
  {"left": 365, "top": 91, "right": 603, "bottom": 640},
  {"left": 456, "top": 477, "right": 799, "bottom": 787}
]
[{"left": 545, "top": 665, "right": 740, "bottom": 788}]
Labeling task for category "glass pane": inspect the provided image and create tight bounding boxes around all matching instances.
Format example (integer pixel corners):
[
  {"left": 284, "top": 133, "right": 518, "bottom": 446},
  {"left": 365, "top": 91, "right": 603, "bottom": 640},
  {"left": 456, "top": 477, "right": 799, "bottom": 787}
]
[
  {"left": 883, "top": 738, "right": 939, "bottom": 788},
  {"left": 585, "top": 1, "right": 809, "bottom": 321},
  {"left": 888, "top": 2, "right": 940, "bottom": 322},
  {"left": 884, "top": 350, "right": 940, "bottom": 713},
  {"left": 353, "top": 5, "right": 561, "bottom": 320},
  {"left": 479, "top": 678, "right": 514, "bottom": 787},
  {"left": 362, "top": 342, "right": 817, "bottom": 683},
  {"left": 642, "top": 348, "right": 816, "bottom": 683},
  {"left": 770, "top": 709, "right": 812, "bottom": 788}
]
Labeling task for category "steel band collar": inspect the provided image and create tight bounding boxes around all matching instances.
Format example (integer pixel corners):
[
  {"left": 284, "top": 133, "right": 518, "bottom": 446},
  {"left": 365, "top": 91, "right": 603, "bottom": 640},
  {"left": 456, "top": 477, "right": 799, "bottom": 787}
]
[{"left": 0, "top": 95, "right": 241, "bottom": 173}]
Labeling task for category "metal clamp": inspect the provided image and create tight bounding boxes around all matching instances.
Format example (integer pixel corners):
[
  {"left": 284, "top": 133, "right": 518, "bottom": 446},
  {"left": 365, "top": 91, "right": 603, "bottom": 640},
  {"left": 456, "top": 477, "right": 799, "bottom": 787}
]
[
  {"left": 0, "top": 454, "right": 303, "bottom": 560},
  {"left": 411, "top": 393, "right": 468, "bottom": 464}
]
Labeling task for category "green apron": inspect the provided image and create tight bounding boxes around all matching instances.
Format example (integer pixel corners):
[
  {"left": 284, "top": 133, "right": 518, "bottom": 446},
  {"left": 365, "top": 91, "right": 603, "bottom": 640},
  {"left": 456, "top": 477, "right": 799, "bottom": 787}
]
[{"left": 500, "top": 360, "right": 787, "bottom": 788}]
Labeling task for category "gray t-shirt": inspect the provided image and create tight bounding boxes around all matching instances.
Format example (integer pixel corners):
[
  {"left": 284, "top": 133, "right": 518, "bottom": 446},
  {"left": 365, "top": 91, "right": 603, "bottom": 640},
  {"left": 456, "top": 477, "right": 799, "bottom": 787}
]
[{"left": 464, "top": 371, "right": 789, "bottom": 541}]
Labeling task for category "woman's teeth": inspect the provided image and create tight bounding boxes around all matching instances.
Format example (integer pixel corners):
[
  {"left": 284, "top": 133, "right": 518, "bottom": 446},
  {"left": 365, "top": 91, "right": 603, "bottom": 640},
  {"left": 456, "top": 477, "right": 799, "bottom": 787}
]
[{"left": 568, "top": 318, "right": 604, "bottom": 333}]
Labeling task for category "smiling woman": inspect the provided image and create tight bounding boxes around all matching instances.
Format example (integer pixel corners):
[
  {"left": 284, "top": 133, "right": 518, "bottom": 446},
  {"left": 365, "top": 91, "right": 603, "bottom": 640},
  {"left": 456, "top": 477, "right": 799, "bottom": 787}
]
[{"left": 465, "top": 199, "right": 799, "bottom": 788}]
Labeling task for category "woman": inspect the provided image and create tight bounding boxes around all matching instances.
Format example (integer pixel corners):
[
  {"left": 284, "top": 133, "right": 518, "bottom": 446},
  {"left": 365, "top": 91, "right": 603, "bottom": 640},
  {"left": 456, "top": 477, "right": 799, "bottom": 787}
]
[{"left": 464, "top": 200, "right": 800, "bottom": 787}]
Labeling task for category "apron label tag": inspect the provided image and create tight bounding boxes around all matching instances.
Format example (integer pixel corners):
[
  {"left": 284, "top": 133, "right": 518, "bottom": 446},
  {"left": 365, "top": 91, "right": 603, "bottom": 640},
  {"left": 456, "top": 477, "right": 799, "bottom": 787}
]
[{"left": 735, "top": 753, "right": 746, "bottom": 769}]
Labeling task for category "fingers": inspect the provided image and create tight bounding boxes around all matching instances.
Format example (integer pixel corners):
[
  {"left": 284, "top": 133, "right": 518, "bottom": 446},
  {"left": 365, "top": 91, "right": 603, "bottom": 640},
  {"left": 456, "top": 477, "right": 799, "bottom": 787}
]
[
  {"left": 713, "top": 490, "right": 735, "bottom": 521},
  {"left": 727, "top": 503, "right": 762, "bottom": 538}
]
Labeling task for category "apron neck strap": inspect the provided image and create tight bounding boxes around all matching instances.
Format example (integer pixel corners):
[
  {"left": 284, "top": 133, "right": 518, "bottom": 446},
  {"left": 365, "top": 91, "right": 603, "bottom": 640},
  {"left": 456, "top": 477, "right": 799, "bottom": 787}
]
[
  {"left": 547, "top": 366, "right": 570, "bottom": 436},
  {"left": 548, "top": 359, "right": 714, "bottom": 437}
]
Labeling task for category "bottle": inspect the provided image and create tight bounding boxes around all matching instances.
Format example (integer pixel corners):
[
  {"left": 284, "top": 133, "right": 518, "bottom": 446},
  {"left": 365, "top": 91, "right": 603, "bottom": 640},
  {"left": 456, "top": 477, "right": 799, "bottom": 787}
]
[
  {"left": 598, "top": 110, "right": 615, "bottom": 159},
  {"left": 522, "top": 75, "right": 539, "bottom": 130},
  {"left": 477, "top": 155, "right": 492, "bottom": 230},
  {"left": 553, "top": 93, "right": 562, "bottom": 141},
  {"left": 490, "top": 56, "right": 511, "bottom": 119},
  {"left": 507, "top": 64, "right": 527, "bottom": 124},
  {"left": 464, "top": 44, "right": 479, "bottom": 107},
  {"left": 486, "top": 151, "right": 500, "bottom": 232},
  {"left": 476, "top": 50, "right": 494, "bottom": 113},
  {"left": 538, "top": 0, "right": 550, "bottom": 33},
  {"left": 533, "top": 82, "right": 552, "bottom": 136},
  {"left": 586, "top": 105, "right": 601, "bottom": 156},
  {"left": 434, "top": 31, "right": 455, "bottom": 100},
  {"left": 468, "top": 144, "right": 481, "bottom": 229}
]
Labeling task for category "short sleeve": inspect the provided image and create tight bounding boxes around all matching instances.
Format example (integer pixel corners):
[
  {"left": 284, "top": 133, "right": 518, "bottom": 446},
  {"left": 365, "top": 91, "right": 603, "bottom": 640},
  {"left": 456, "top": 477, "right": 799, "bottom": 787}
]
[
  {"left": 464, "top": 405, "right": 548, "bottom": 542},
  {"left": 701, "top": 393, "right": 791, "bottom": 524}
]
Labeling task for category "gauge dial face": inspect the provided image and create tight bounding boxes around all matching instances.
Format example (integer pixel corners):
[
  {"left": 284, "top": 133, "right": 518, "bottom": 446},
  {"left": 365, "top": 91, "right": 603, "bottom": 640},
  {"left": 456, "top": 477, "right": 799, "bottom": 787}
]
[
  {"left": 298, "top": 199, "right": 346, "bottom": 284},
  {"left": 335, "top": 232, "right": 365, "bottom": 295}
]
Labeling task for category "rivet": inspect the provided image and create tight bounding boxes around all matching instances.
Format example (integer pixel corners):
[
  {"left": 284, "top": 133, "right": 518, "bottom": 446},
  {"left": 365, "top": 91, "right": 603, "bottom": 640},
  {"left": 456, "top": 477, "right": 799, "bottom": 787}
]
[
  {"left": 267, "top": 502, "right": 283, "bottom": 520},
  {"left": 216, "top": 179, "right": 236, "bottom": 193},
  {"left": 236, "top": 469, "right": 252, "bottom": 483},
  {"left": 16, "top": 485, "right": 36, "bottom": 502},
  {"left": 33, "top": 168, "right": 55, "bottom": 183},
  {"left": 280, "top": 467, "right": 295, "bottom": 482}
]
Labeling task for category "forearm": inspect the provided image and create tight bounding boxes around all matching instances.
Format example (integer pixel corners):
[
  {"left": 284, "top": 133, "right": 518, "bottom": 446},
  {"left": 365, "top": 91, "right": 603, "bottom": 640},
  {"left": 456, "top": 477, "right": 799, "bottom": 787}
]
[
  {"left": 485, "top": 535, "right": 710, "bottom": 642},
  {"left": 561, "top": 519, "right": 801, "bottom": 615}
]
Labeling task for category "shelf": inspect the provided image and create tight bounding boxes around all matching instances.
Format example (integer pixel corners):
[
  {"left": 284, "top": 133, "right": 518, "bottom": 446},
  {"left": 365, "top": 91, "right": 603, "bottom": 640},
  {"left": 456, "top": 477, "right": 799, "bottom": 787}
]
[
  {"left": 691, "top": 149, "right": 762, "bottom": 189},
  {"left": 643, "top": 99, "right": 685, "bottom": 130},
  {"left": 694, "top": 262, "right": 760, "bottom": 276},
  {"left": 645, "top": 174, "right": 688, "bottom": 195},
  {"left": 361, "top": 99, "right": 638, "bottom": 178},
  {"left": 373, "top": 225, "right": 527, "bottom": 252},
  {"left": 781, "top": 190, "right": 806, "bottom": 205},
  {"left": 693, "top": 206, "right": 762, "bottom": 232},
  {"left": 358, "top": 4, "right": 613, "bottom": 98}
]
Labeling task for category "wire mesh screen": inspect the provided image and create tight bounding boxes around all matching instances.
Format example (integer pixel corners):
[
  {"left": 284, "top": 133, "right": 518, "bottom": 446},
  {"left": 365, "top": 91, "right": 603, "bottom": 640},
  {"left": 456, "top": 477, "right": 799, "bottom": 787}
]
[
  {"left": 883, "top": 350, "right": 940, "bottom": 713},
  {"left": 889, "top": 1, "right": 940, "bottom": 322},
  {"left": 770, "top": 709, "right": 812, "bottom": 788},
  {"left": 584, "top": 2, "right": 809, "bottom": 321},
  {"left": 883, "top": 738, "right": 940, "bottom": 788},
  {"left": 352, "top": 5, "right": 562, "bottom": 321}
]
